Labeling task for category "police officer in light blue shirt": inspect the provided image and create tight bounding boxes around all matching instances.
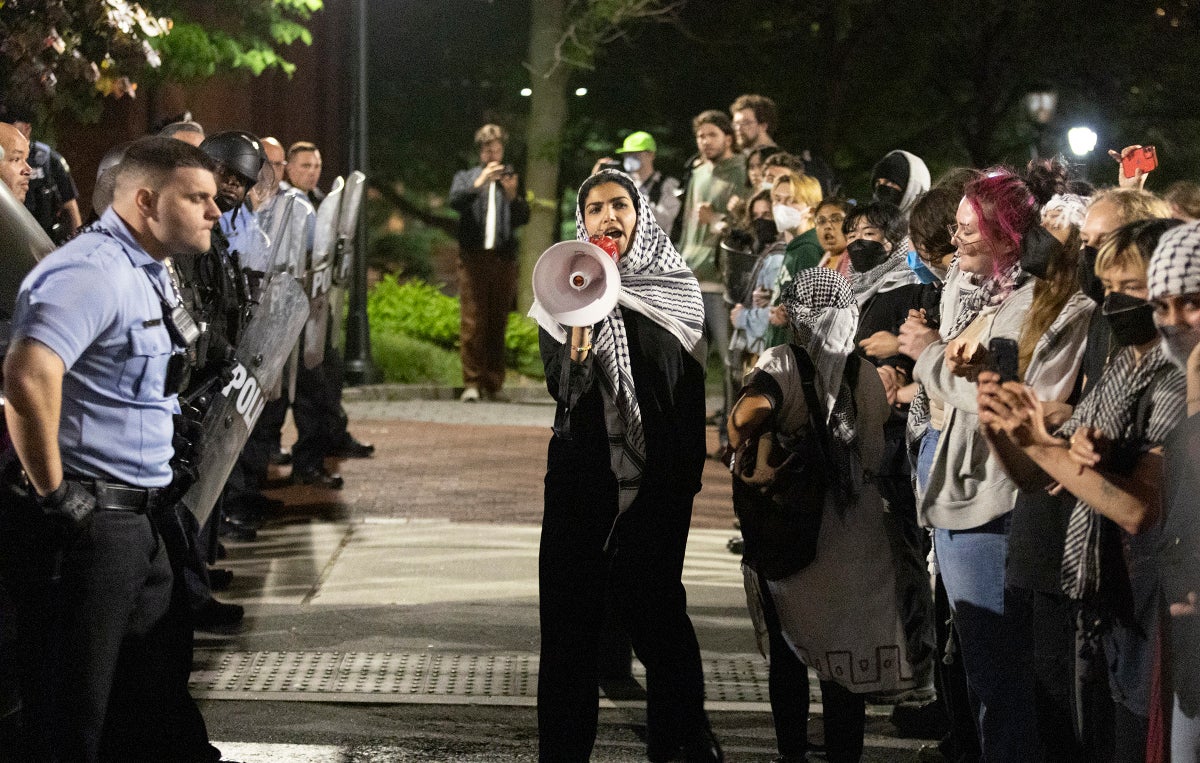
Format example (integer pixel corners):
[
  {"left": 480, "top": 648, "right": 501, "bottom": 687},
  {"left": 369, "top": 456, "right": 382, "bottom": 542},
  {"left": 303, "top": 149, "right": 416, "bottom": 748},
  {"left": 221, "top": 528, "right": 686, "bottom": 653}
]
[{"left": 2, "top": 136, "right": 225, "bottom": 762}]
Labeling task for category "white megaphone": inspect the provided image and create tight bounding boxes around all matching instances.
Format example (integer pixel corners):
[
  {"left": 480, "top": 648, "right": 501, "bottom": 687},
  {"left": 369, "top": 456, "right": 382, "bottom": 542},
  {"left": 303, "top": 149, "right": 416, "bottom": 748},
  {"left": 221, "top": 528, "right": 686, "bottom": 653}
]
[{"left": 532, "top": 240, "right": 621, "bottom": 327}]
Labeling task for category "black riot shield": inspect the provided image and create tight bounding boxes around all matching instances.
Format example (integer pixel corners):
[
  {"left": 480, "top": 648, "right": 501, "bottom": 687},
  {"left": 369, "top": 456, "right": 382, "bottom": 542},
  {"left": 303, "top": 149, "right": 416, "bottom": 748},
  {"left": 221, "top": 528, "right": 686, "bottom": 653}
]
[
  {"left": 180, "top": 274, "right": 310, "bottom": 526},
  {"left": 328, "top": 170, "right": 366, "bottom": 356},
  {"left": 302, "top": 176, "right": 344, "bottom": 368}
]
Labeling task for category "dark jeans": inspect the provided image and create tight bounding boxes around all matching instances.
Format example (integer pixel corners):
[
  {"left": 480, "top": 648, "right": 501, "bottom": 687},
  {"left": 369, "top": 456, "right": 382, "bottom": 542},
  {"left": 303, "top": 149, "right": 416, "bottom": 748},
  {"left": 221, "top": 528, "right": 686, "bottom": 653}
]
[
  {"left": 1007, "top": 586, "right": 1085, "bottom": 761},
  {"left": 538, "top": 476, "right": 708, "bottom": 761}
]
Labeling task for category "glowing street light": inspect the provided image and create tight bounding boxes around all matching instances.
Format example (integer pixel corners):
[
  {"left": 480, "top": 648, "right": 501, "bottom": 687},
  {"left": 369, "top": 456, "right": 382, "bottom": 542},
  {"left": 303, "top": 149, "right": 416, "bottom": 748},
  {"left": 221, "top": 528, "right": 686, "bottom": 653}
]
[
  {"left": 575, "top": 87, "right": 588, "bottom": 96},
  {"left": 1068, "top": 126, "right": 1098, "bottom": 157},
  {"left": 520, "top": 87, "right": 532, "bottom": 97}
]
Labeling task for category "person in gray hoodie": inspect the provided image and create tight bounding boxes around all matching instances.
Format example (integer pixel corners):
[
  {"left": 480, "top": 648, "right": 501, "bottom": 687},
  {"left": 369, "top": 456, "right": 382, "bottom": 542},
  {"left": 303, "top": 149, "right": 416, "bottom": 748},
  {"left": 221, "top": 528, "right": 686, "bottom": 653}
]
[{"left": 898, "top": 168, "right": 1040, "bottom": 761}]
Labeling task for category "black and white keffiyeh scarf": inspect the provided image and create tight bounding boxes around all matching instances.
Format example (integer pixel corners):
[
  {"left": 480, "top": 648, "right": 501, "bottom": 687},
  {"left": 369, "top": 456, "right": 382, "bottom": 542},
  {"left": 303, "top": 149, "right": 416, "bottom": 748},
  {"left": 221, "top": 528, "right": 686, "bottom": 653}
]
[
  {"left": 851, "top": 235, "right": 920, "bottom": 306},
  {"left": 781, "top": 267, "right": 860, "bottom": 443},
  {"left": 906, "top": 259, "right": 1028, "bottom": 445},
  {"left": 530, "top": 170, "right": 705, "bottom": 513},
  {"left": 1057, "top": 346, "right": 1185, "bottom": 600}
]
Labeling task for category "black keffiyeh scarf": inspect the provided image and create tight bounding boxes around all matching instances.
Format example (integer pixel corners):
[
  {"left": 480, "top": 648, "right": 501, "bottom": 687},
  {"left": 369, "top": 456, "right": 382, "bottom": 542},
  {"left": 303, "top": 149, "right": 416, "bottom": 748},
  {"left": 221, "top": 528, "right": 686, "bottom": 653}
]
[{"left": 530, "top": 170, "right": 705, "bottom": 513}]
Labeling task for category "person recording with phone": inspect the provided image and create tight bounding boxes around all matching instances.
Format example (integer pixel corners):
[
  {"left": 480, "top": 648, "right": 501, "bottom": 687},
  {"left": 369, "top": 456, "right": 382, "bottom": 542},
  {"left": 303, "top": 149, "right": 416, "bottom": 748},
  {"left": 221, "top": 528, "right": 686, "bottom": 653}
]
[
  {"left": 448, "top": 123, "right": 529, "bottom": 403},
  {"left": 978, "top": 219, "right": 1187, "bottom": 763},
  {"left": 529, "top": 169, "right": 720, "bottom": 762}
]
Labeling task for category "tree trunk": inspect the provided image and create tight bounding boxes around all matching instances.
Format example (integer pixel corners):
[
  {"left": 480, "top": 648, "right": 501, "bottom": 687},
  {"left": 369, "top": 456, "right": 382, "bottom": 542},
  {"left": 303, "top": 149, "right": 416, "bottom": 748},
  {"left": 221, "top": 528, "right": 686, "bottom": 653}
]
[{"left": 519, "top": 0, "right": 571, "bottom": 312}]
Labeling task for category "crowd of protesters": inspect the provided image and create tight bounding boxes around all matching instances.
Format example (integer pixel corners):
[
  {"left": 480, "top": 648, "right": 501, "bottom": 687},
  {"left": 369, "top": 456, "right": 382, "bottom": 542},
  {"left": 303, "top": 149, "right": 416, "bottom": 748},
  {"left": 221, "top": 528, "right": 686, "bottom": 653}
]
[
  {"left": 5, "top": 88, "right": 1200, "bottom": 763},
  {"left": 623, "top": 93, "right": 1199, "bottom": 763}
]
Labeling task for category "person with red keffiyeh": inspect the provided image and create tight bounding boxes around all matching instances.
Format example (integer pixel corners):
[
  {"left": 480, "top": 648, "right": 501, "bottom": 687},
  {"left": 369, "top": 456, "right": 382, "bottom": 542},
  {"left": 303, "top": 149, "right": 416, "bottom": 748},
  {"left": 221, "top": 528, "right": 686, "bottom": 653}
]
[{"left": 529, "top": 170, "right": 720, "bottom": 762}]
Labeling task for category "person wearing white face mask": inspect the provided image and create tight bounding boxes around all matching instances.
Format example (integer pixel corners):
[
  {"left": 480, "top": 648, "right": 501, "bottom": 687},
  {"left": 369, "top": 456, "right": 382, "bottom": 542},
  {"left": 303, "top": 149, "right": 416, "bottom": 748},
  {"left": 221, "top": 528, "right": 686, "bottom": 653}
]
[
  {"left": 1147, "top": 219, "right": 1200, "bottom": 762},
  {"left": 761, "top": 170, "right": 823, "bottom": 348},
  {"left": 607, "top": 131, "right": 682, "bottom": 236}
]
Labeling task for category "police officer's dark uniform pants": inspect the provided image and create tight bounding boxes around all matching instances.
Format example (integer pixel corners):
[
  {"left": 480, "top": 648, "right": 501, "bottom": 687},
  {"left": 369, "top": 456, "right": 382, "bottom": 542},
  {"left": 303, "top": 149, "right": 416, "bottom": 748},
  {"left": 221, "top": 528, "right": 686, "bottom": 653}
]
[
  {"left": 292, "top": 327, "right": 342, "bottom": 474},
  {"left": 537, "top": 477, "right": 707, "bottom": 761},
  {"left": 458, "top": 249, "right": 518, "bottom": 394},
  {"left": 1, "top": 500, "right": 217, "bottom": 762}
]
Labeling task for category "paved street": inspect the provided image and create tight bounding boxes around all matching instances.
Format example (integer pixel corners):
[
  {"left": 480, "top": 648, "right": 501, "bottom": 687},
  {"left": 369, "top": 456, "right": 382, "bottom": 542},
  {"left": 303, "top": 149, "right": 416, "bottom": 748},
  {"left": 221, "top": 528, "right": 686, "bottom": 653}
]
[{"left": 194, "top": 395, "right": 933, "bottom": 761}]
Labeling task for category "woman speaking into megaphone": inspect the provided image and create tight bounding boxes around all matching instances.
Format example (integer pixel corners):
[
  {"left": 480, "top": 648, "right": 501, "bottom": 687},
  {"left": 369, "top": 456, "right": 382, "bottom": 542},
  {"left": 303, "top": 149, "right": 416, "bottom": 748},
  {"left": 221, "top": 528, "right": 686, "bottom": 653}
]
[{"left": 528, "top": 170, "right": 722, "bottom": 761}]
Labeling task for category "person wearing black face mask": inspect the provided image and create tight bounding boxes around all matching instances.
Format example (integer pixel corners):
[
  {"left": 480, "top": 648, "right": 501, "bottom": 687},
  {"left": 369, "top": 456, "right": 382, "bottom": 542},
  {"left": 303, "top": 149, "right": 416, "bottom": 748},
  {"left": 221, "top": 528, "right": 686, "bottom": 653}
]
[
  {"left": 870, "top": 150, "right": 931, "bottom": 220},
  {"left": 839, "top": 201, "right": 937, "bottom": 717},
  {"left": 1076, "top": 189, "right": 1173, "bottom": 397},
  {"left": 979, "top": 217, "right": 1186, "bottom": 763}
]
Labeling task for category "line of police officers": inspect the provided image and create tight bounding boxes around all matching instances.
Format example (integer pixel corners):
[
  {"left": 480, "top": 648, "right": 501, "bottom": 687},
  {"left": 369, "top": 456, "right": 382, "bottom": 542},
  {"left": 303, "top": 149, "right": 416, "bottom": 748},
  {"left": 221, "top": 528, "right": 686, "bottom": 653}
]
[{"left": 0, "top": 126, "right": 360, "bottom": 760}]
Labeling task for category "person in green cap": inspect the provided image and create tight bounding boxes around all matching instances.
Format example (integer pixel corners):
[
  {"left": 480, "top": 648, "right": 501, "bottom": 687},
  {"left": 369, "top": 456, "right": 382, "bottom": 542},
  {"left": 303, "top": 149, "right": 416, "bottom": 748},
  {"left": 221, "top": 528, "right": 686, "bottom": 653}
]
[{"left": 591, "top": 130, "right": 681, "bottom": 234}]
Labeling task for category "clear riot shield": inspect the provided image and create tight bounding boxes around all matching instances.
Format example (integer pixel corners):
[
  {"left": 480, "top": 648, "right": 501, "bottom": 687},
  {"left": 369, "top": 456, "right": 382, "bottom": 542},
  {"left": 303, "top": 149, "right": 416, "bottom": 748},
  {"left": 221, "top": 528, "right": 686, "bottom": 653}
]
[
  {"left": 263, "top": 191, "right": 312, "bottom": 284},
  {"left": 1, "top": 179, "right": 54, "bottom": 312},
  {"left": 303, "top": 176, "right": 344, "bottom": 368},
  {"left": 180, "top": 273, "right": 310, "bottom": 526},
  {"left": 1, "top": 180, "right": 55, "bottom": 358},
  {"left": 261, "top": 191, "right": 313, "bottom": 399},
  {"left": 328, "top": 170, "right": 366, "bottom": 356}
]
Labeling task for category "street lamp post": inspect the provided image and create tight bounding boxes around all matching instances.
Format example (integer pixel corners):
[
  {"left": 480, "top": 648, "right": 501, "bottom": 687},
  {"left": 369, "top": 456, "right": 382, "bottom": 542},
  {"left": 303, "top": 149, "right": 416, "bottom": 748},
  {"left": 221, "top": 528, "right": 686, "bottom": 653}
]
[
  {"left": 1067, "top": 126, "right": 1098, "bottom": 182},
  {"left": 1025, "top": 91, "right": 1058, "bottom": 160},
  {"left": 344, "top": 0, "right": 373, "bottom": 385}
]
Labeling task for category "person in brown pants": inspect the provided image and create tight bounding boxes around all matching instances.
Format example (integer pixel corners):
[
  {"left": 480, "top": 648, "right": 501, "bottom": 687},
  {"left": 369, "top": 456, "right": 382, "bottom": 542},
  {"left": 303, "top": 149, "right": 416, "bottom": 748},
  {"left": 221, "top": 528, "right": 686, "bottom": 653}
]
[{"left": 448, "top": 124, "right": 530, "bottom": 401}]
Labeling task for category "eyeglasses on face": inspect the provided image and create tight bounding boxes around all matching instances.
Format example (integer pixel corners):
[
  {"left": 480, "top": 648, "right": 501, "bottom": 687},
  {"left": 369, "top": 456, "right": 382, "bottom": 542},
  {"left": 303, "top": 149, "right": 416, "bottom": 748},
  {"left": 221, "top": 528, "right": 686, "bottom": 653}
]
[
  {"left": 947, "top": 223, "right": 981, "bottom": 242},
  {"left": 815, "top": 214, "right": 845, "bottom": 227}
]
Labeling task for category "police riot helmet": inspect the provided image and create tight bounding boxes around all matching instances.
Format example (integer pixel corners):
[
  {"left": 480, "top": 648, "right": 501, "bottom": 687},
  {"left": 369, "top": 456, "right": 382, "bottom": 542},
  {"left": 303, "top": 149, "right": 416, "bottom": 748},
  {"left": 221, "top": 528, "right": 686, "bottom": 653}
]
[{"left": 199, "top": 130, "right": 267, "bottom": 187}]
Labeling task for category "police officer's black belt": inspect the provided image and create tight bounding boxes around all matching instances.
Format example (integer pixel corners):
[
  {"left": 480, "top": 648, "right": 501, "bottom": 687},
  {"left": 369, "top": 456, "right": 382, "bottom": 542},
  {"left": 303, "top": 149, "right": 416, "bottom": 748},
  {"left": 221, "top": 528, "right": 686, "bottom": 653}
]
[{"left": 65, "top": 478, "right": 163, "bottom": 513}]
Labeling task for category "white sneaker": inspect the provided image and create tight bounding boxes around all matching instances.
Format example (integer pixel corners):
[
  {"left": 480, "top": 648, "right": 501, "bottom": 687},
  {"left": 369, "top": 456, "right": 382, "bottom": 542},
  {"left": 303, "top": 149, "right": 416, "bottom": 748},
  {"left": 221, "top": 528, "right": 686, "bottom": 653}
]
[{"left": 460, "top": 386, "right": 481, "bottom": 402}]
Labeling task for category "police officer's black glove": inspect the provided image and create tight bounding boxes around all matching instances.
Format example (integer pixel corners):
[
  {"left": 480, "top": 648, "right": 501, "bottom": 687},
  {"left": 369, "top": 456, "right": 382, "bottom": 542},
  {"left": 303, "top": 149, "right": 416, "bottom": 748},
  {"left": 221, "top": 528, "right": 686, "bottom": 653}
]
[
  {"left": 37, "top": 480, "right": 97, "bottom": 536},
  {"left": 172, "top": 412, "right": 205, "bottom": 464},
  {"left": 161, "top": 456, "right": 200, "bottom": 509}
]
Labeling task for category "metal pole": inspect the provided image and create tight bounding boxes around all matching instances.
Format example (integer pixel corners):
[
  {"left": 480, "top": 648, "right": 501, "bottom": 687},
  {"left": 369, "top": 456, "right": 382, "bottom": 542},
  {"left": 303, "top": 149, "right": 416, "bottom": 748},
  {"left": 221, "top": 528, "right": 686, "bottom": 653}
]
[{"left": 344, "top": 0, "right": 373, "bottom": 384}]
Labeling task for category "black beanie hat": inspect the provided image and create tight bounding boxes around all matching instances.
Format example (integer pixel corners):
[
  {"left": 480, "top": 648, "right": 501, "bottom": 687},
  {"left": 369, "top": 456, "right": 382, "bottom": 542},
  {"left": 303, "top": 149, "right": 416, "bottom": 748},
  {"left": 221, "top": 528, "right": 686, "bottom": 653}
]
[{"left": 871, "top": 151, "right": 910, "bottom": 191}]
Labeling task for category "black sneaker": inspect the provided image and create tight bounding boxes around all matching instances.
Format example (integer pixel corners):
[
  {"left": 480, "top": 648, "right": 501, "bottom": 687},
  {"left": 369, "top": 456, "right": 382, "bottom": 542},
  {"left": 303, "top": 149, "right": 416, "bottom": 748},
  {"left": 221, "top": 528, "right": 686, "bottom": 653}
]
[{"left": 269, "top": 447, "right": 292, "bottom": 466}]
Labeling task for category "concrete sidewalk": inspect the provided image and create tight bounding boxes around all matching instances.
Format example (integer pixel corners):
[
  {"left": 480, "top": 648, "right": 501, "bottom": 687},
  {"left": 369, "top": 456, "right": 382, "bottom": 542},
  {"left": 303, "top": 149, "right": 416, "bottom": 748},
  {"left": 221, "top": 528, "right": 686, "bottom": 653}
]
[{"left": 194, "top": 397, "right": 929, "bottom": 761}]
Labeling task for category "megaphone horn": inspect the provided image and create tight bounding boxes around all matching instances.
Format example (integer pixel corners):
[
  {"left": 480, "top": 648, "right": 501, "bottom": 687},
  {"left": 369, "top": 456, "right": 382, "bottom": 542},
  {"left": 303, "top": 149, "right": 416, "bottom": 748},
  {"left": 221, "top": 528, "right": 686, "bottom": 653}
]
[{"left": 532, "top": 241, "right": 621, "bottom": 327}]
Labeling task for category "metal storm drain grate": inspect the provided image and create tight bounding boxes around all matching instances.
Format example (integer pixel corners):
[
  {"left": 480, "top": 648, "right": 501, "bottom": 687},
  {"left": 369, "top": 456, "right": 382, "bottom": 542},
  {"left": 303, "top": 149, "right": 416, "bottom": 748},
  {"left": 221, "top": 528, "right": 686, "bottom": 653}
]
[{"left": 190, "top": 651, "right": 771, "bottom": 708}]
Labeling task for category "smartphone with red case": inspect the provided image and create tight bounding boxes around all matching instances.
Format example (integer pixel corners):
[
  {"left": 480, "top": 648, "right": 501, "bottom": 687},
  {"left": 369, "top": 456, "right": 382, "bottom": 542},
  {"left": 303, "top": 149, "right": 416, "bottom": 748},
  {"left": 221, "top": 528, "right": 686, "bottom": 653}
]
[{"left": 1122, "top": 146, "right": 1158, "bottom": 178}]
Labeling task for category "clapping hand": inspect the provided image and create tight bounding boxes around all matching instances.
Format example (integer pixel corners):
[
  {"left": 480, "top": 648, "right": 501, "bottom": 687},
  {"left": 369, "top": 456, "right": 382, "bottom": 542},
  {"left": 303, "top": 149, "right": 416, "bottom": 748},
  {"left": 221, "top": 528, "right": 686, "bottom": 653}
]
[{"left": 976, "top": 371, "right": 1055, "bottom": 448}]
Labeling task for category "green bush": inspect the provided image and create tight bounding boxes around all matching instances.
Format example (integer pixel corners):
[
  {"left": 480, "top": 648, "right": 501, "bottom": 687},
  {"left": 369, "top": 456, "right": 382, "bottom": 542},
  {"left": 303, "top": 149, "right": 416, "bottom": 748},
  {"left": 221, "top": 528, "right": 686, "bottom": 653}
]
[
  {"left": 367, "top": 276, "right": 544, "bottom": 381},
  {"left": 368, "top": 276, "right": 460, "bottom": 347},
  {"left": 371, "top": 331, "right": 462, "bottom": 385}
]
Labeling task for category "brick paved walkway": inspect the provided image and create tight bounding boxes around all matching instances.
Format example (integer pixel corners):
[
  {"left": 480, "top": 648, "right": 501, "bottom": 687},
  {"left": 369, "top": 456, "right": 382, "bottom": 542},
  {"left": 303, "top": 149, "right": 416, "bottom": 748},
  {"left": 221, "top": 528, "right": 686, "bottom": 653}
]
[{"left": 269, "top": 410, "right": 738, "bottom": 532}]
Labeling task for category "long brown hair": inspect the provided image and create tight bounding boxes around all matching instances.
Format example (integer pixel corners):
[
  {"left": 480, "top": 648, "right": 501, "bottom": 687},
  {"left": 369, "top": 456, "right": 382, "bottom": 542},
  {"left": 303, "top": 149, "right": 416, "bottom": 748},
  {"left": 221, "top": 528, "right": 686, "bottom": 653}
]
[{"left": 1017, "top": 225, "right": 1082, "bottom": 375}]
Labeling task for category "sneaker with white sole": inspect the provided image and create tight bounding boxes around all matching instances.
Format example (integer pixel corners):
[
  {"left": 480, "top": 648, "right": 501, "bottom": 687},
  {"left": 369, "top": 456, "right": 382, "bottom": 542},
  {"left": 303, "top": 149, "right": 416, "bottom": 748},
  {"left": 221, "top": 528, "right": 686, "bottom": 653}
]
[{"left": 460, "top": 386, "right": 481, "bottom": 402}]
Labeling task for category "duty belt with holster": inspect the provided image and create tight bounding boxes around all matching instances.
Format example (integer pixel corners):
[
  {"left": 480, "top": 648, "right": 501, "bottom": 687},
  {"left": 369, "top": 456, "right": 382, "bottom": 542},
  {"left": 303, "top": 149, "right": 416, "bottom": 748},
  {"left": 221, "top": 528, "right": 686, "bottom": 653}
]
[{"left": 62, "top": 477, "right": 164, "bottom": 513}]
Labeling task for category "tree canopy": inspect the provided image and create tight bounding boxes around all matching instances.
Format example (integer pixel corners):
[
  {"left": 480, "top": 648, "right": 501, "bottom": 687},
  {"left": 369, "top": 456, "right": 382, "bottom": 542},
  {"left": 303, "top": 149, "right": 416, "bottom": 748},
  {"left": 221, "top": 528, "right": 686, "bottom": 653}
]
[{"left": 0, "top": 0, "right": 322, "bottom": 122}]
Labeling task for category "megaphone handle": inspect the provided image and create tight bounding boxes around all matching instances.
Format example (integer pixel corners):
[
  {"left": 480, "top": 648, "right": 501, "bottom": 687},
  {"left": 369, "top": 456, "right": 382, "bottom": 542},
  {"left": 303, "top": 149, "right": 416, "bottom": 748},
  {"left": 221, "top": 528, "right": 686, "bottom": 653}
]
[{"left": 570, "top": 326, "right": 593, "bottom": 363}]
